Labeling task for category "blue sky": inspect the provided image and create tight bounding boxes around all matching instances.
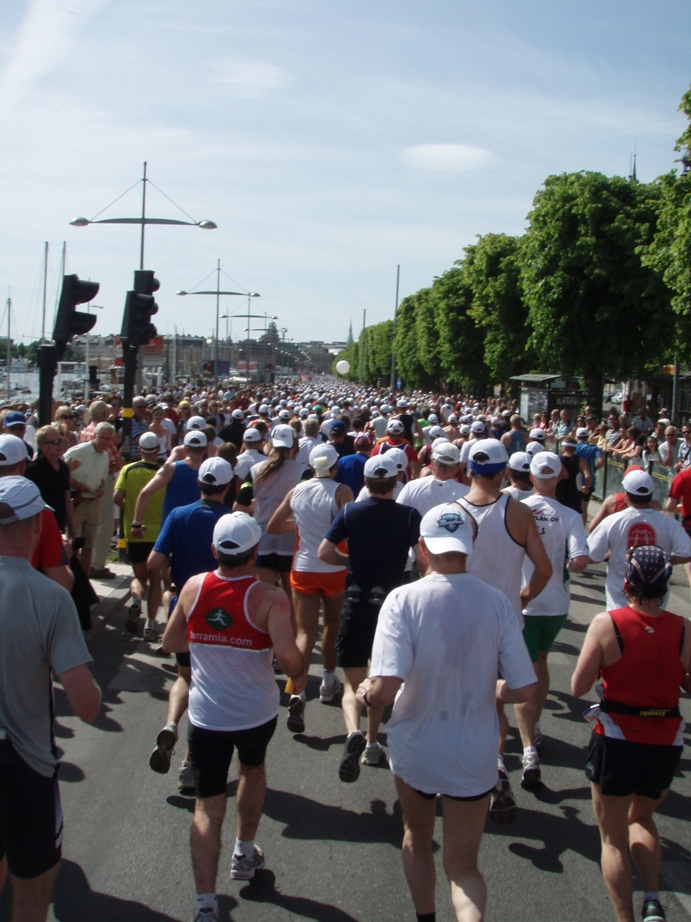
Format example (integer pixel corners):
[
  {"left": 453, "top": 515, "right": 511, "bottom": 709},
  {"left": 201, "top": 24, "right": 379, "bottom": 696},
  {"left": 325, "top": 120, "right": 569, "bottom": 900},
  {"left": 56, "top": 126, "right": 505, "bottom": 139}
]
[{"left": 1, "top": 0, "right": 689, "bottom": 350}]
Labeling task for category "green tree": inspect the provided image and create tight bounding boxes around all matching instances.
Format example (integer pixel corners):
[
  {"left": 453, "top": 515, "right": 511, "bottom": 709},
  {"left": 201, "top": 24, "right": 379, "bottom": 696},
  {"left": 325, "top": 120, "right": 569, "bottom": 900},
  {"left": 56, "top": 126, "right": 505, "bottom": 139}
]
[
  {"left": 640, "top": 85, "right": 691, "bottom": 353},
  {"left": 464, "top": 233, "right": 535, "bottom": 387},
  {"left": 521, "top": 171, "right": 674, "bottom": 410},
  {"left": 394, "top": 290, "right": 438, "bottom": 389},
  {"left": 431, "top": 267, "right": 488, "bottom": 393}
]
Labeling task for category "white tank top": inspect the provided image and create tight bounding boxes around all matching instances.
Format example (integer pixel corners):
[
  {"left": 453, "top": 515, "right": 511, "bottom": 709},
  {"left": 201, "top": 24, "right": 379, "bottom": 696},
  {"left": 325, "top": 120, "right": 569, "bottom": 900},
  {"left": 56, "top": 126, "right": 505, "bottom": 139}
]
[
  {"left": 251, "top": 457, "right": 307, "bottom": 556},
  {"left": 455, "top": 493, "right": 525, "bottom": 619},
  {"left": 291, "top": 478, "right": 345, "bottom": 573}
]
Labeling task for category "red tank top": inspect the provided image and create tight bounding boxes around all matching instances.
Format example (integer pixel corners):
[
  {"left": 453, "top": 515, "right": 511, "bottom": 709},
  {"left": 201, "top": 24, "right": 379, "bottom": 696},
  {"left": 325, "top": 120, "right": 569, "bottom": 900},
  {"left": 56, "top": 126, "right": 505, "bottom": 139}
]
[
  {"left": 187, "top": 572, "right": 272, "bottom": 651},
  {"left": 596, "top": 606, "right": 685, "bottom": 745},
  {"left": 612, "top": 492, "right": 627, "bottom": 513}
]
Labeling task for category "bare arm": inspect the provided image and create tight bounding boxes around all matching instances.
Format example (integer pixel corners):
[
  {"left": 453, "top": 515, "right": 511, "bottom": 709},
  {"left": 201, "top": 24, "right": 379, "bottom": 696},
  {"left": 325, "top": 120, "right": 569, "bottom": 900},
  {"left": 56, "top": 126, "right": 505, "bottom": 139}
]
[
  {"left": 318, "top": 537, "right": 349, "bottom": 568},
  {"left": 147, "top": 549, "right": 168, "bottom": 573},
  {"left": 265, "top": 588, "right": 307, "bottom": 692},
  {"left": 161, "top": 576, "right": 200, "bottom": 653},
  {"left": 266, "top": 489, "right": 295, "bottom": 535},
  {"left": 665, "top": 495, "right": 680, "bottom": 515},
  {"left": 567, "top": 554, "right": 589, "bottom": 574},
  {"left": 64, "top": 489, "right": 75, "bottom": 535},
  {"left": 44, "top": 565, "right": 74, "bottom": 592},
  {"left": 113, "top": 488, "right": 125, "bottom": 508},
  {"left": 497, "top": 678, "right": 538, "bottom": 704},
  {"left": 356, "top": 675, "right": 403, "bottom": 709},
  {"left": 578, "top": 457, "right": 592, "bottom": 490},
  {"left": 571, "top": 612, "right": 612, "bottom": 697},
  {"left": 57, "top": 664, "right": 101, "bottom": 722}
]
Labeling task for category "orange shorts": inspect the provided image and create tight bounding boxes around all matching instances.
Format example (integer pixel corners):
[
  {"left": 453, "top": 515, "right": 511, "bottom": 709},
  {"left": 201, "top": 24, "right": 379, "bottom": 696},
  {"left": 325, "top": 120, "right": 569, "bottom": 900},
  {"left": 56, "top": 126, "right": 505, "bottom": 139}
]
[{"left": 290, "top": 569, "right": 347, "bottom": 597}]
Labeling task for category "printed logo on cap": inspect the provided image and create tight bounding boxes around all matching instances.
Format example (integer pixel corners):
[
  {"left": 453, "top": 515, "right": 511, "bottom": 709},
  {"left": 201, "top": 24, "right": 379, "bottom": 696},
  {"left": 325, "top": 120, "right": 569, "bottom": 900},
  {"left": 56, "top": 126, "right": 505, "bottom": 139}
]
[{"left": 438, "top": 511, "right": 462, "bottom": 534}]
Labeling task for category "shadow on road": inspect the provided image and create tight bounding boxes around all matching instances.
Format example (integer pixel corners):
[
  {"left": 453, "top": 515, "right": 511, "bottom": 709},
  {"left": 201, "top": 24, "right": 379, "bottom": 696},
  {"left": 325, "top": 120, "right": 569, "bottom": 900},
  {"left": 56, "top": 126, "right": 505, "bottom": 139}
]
[{"left": 238, "top": 867, "right": 362, "bottom": 921}]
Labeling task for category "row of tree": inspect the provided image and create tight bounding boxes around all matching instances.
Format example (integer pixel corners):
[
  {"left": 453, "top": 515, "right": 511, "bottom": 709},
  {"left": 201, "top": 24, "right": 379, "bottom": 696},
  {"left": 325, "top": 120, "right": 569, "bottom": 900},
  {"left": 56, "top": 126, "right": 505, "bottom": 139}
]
[{"left": 335, "top": 86, "right": 691, "bottom": 408}]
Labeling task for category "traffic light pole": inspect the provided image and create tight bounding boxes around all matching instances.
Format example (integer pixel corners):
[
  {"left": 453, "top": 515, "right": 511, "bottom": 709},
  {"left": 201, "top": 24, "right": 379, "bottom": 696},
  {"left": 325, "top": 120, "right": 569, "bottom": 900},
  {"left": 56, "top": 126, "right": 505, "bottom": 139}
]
[
  {"left": 37, "top": 344, "right": 58, "bottom": 427},
  {"left": 121, "top": 343, "right": 138, "bottom": 462}
]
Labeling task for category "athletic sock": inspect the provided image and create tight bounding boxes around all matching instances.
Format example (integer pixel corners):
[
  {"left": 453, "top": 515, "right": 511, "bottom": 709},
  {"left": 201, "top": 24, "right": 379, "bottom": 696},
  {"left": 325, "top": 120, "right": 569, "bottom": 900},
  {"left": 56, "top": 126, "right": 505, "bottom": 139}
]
[
  {"left": 145, "top": 618, "right": 156, "bottom": 631},
  {"left": 235, "top": 838, "right": 254, "bottom": 859},
  {"left": 322, "top": 668, "right": 336, "bottom": 686},
  {"left": 290, "top": 692, "right": 306, "bottom": 703},
  {"left": 523, "top": 746, "right": 538, "bottom": 758},
  {"left": 416, "top": 913, "right": 436, "bottom": 922},
  {"left": 643, "top": 891, "right": 660, "bottom": 903},
  {"left": 196, "top": 893, "right": 218, "bottom": 913}
]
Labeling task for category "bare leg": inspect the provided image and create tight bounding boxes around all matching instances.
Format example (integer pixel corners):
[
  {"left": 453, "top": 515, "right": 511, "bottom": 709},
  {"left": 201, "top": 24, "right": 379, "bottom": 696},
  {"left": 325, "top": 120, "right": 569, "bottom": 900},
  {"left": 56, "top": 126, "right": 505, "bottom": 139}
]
[
  {"left": 366, "top": 705, "right": 385, "bottom": 746},
  {"left": 394, "top": 775, "right": 437, "bottom": 916},
  {"left": 294, "top": 592, "right": 321, "bottom": 665},
  {"left": 591, "top": 783, "right": 636, "bottom": 922},
  {"left": 496, "top": 701, "right": 509, "bottom": 756},
  {"left": 321, "top": 593, "right": 343, "bottom": 672},
  {"left": 191, "top": 794, "right": 226, "bottom": 896},
  {"left": 167, "top": 665, "right": 191, "bottom": 726},
  {"left": 132, "top": 561, "right": 162, "bottom": 622},
  {"left": 515, "top": 653, "right": 549, "bottom": 749},
  {"left": 441, "top": 794, "right": 490, "bottom": 922},
  {"left": 9, "top": 860, "right": 60, "bottom": 922},
  {"left": 235, "top": 762, "right": 267, "bottom": 842},
  {"left": 342, "top": 667, "right": 368, "bottom": 735},
  {"left": 629, "top": 791, "right": 667, "bottom": 893}
]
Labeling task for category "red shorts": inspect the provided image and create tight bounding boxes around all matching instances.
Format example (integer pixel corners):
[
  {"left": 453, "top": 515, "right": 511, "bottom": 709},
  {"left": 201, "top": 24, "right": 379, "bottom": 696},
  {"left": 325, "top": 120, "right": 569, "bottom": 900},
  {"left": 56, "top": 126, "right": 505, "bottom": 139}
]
[{"left": 290, "top": 569, "right": 347, "bottom": 597}]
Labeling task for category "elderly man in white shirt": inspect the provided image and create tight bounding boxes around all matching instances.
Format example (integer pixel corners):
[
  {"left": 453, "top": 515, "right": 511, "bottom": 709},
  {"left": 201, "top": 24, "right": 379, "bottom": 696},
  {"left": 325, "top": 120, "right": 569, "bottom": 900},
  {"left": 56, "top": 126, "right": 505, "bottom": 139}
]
[{"left": 64, "top": 422, "right": 114, "bottom": 575}]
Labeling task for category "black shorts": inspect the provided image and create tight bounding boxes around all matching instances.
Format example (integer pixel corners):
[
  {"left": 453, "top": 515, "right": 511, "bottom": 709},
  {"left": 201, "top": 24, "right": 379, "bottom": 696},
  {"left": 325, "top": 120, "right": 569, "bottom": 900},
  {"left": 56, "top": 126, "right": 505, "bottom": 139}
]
[
  {"left": 255, "top": 553, "right": 292, "bottom": 574},
  {"left": 188, "top": 717, "right": 278, "bottom": 798},
  {"left": 413, "top": 786, "right": 494, "bottom": 802},
  {"left": 585, "top": 732, "right": 682, "bottom": 799},
  {"left": 126, "top": 541, "right": 154, "bottom": 565},
  {"left": 336, "top": 598, "right": 380, "bottom": 669},
  {"left": 0, "top": 738, "right": 62, "bottom": 879}
]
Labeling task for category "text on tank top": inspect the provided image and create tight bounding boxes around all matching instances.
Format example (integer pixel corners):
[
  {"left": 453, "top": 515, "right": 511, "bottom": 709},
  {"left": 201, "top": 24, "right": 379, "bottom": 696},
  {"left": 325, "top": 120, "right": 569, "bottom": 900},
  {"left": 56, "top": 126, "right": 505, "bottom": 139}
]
[{"left": 455, "top": 493, "right": 525, "bottom": 616}]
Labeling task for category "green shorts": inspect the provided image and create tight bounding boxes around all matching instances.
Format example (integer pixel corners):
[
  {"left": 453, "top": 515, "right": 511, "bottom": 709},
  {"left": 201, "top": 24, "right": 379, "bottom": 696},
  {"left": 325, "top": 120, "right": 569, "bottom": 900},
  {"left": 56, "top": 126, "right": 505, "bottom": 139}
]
[{"left": 522, "top": 614, "right": 567, "bottom": 662}]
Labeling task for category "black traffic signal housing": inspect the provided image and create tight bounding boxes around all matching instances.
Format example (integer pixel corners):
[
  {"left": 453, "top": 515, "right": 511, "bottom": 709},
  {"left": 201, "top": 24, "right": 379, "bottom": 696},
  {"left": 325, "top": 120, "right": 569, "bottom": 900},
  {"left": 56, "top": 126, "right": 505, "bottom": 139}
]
[
  {"left": 54, "top": 274, "right": 99, "bottom": 349},
  {"left": 121, "top": 270, "right": 160, "bottom": 348}
]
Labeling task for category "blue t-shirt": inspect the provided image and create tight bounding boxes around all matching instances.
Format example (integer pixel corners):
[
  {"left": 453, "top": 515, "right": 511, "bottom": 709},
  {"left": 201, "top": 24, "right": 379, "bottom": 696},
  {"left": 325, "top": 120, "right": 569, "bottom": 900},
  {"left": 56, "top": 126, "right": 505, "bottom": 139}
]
[
  {"left": 575, "top": 442, "right": 602, "bottom": 477},
  {"left": 325, "top": 497, "right": 421, "bottom": 593},
  {"left": 153, "top": 499, "right": 229, "bottom": 589},
  {"left": 161, "top": 461, "right": 202, "bottom": 523},
  {"left": 336, "top": 453, "right": 367, "bottom": 497}
]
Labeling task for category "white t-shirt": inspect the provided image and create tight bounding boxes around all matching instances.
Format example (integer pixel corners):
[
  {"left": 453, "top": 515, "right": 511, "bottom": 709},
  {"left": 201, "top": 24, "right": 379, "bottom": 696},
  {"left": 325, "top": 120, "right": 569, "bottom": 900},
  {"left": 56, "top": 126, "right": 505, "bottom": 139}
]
[
  {"left": 356, "top": 482, "right": 404, "bottom": 502},
  {"left": 588, "top": 506, "right": 691, "bottom": 609},
  {"left": 503, "top": 485, "right": 534, "bottom": 502},
  {"left": 370, "top": 573, "right": 535, "bottom": 797},
  {"left": 234, "top": 448, "right": 265, "bottom": 482},
  {"left": 396, "top": 476, "right": 469, "bottom": 518},
  {"left": 521, "top": 494, "right": 588, "bottom": 617}
]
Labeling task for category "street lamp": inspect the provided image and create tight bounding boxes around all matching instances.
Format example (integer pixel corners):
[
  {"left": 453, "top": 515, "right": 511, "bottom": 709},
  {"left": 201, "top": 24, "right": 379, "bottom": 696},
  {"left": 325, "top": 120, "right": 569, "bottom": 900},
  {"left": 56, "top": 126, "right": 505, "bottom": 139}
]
[
  {"left": 177, "top": 261, "right": 259, "bottom": 390},
  {"left": 70, "top": 162, "right": 216, "bottom": 271}
]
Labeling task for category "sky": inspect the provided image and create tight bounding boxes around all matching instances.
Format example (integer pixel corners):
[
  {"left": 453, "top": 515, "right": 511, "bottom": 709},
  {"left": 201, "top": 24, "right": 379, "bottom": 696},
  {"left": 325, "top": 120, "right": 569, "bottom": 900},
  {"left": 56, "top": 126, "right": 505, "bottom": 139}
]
[{"left": 0, "top": 0, "right": 690, "bottom": 351}]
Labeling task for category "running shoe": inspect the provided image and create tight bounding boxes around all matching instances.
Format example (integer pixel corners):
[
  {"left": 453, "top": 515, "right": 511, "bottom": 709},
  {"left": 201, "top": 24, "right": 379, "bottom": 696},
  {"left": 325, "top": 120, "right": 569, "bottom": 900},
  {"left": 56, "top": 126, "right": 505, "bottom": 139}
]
[
  {"left": 642, "top": 898, "right": 666, "bottom": 922},
  {"left": 521, "top": 751, "right": 542, "bottom": 788},
  {"left": 178, "top": 760, "right": 195, "bottom": 797},
  {"left": 490, "top": 762, "right": 517, "bottom": 823},
  {"left": 319, "top": 675, "right": 342, "bottom": 703},
  {"left": 287, "top": 696, "right": 305, "bottom": 733},
  {"left": 125, "top": 602, "right": 141, "bottom": 634},
  {"left": 143, "top": 626, "right": 159, "bottom": 643},
  {"left": 230, "top": 845, "right": 265, "bottom": 880},
  {"left": 149, "top": 725, "right": 177, "bottom": 774},
  {"left": 361, "top": 741, "right": 385, "bottom": 765},
  {"left": 339, "top": 731, "right": 366, "bottom": 782},
  {"left": 193, "top": 909, "right": 219, "bottom": 922}
]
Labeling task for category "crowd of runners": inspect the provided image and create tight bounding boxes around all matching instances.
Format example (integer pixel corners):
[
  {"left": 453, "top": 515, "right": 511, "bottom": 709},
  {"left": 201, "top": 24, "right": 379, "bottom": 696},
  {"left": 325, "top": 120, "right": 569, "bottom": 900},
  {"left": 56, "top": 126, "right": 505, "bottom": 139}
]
[{"left": 0, "top": 379, "right": 690, "bottom": 922}]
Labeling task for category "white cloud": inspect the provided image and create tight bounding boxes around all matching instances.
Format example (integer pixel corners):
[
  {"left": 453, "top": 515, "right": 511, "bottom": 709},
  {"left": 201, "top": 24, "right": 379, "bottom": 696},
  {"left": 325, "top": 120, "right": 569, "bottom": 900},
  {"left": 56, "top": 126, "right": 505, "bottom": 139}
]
[
  {"left": 208, "top": 58, "right": 292, "bottom": 98},
  {"left": 0, "top": 0, "right": 106, "bottom": 116},
  {"left": 401, "top": 143, "right": 496, "bottom": 174}
]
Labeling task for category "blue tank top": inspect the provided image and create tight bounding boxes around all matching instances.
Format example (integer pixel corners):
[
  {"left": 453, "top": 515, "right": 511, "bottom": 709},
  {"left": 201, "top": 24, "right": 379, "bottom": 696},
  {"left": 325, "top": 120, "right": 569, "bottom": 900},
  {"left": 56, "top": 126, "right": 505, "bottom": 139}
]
[{"left": 162, "top": 462, "right": 201, "bottom": 522}]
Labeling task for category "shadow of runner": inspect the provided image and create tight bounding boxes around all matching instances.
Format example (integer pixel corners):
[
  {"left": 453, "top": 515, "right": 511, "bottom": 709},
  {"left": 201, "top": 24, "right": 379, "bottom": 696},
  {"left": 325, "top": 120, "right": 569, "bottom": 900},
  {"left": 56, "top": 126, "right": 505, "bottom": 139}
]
[
  {"left": 238, "top": 868, "right": 361, "bottom": 921},
  {"left": 0, "top": 859, "right": 215, "bottom": 922}
]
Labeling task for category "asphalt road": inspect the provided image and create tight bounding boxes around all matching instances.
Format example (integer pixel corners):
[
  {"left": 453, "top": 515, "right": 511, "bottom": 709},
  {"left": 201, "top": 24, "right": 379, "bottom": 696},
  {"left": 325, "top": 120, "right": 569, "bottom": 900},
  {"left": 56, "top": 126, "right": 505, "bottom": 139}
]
[{"left": 1, "top": 561, "right": 690, "bottom": 922}]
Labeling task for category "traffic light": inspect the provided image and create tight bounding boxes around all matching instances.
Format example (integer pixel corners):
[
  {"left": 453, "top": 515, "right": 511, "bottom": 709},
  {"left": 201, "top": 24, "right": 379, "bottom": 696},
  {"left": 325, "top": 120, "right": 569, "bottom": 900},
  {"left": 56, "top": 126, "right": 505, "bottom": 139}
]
[
  {"left": 121, "top": 270, "right": 159, "bottom": 348},
  {"left": 54, "top": 274, "right": 99, "bottom": 347}
]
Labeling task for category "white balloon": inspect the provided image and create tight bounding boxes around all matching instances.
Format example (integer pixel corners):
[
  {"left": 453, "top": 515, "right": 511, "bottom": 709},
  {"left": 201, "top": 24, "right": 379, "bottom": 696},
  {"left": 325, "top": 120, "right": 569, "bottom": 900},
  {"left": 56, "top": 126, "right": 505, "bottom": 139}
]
[{"left": 336, "top": 360, "right": 350, "bottom": 375}]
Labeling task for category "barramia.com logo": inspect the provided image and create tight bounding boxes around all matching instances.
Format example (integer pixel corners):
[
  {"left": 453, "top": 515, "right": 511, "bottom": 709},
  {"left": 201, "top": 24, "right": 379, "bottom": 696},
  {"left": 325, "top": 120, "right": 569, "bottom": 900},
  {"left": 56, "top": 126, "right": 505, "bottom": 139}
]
[{"left": 206, "top": 608, "right": 232, "bottom": 630}]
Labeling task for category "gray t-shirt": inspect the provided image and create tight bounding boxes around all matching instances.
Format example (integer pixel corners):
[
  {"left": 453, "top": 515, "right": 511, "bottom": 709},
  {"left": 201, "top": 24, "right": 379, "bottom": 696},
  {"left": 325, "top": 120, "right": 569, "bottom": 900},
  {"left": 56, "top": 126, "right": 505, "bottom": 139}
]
[{"left": 0, "top": 556, "right": 93, "bottom": 777}]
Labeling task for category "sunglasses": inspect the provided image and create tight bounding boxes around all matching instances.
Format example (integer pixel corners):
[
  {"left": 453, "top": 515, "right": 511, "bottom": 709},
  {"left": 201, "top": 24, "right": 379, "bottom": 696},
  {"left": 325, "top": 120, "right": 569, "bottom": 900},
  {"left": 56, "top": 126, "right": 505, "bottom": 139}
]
[
  {"left": 59, "top": 414, "right": 75, "bottom": 420},
  {"left": 43, "top": 437, "right": 64, "bottom": 446}
]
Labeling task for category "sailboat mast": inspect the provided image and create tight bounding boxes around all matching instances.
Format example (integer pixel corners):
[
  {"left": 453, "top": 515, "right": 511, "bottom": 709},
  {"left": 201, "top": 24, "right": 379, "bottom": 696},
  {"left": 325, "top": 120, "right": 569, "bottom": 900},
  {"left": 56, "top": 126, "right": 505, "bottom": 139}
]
[{"left": 41, "top": 241, "right": 49, "bottom": 343}]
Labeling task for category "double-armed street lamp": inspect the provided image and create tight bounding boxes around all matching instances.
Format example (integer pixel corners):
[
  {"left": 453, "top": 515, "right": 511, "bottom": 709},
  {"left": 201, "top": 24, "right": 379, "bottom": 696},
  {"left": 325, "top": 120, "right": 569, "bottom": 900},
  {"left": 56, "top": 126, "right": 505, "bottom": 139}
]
[{"left": 177, "top": 261, "right": 260, "bottom": 390}]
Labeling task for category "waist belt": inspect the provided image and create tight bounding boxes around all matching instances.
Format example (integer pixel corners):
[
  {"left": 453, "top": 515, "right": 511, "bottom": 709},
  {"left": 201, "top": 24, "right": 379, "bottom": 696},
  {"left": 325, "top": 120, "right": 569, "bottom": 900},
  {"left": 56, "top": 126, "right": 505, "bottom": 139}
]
[{"left": 601, "top": 700, "right": 681, "bottom": 718}]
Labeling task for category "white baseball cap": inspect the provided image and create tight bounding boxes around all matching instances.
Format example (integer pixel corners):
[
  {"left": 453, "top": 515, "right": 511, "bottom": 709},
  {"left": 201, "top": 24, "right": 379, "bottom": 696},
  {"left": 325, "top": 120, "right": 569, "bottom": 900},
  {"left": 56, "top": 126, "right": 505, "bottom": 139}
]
[
  {"left": 184, "top": 431, "right": 208, "bottom": 448},
  {"left": 530, "top": 451, "right": 562, "bottom": 479},
  {"left": 213, "top": 512, "right": 261, "bottom": 554},
  {"left": 468, "top": 439, "right": 508, "bottom": 473},
  {"left": 232, "top": 408, "right": 244, "bottom": 420},
  {"left": 364, "top": 454, "right": 398, "bottom": 479},
  {"left": 0, "top": 434, "right": 28, "bottom": 467},
  {"left": 508, "top": 451, "right": 532, "bottom": 472},
  {"left": 432, "top": 442, "right": 461, "bottom": 464},
  {"left": 622, "top": 469, "right": 654, "bottom": 496},
  {"left": 309, "top": 442, "right": 339, "bottom": 476},
  {"left": 385, "top": 447, "right": 409, "bottom": 472},
  {"left": 529, "top": 428, "right": 546, "bottom": 441},
  {"left": 138, "top": 431, "right": 160, "bottom": 453},
  {"left": 243, "top": 427, "right": 262, "bottom": 443},
  {"left": 271, "top": 424, "right": 296, "bottom": 449},
  {"left": 0, "top": 476, "right": 48, "bottom": 524},
  {"left": 198, "top": 457, "right": 233, "bottom": 486},
  {"left": 387, "top": 419, "right": 405, "bottom": 436},
  {"left": 470, "top": 420, "right": 486, "bottom": 434},
  {"left": 420, "top": 503, "right": 473, "bottom": 555},
  {"left": 576, "top": 427, "right": 589, "bottom": 438},
  {"left": 186, "top": 415, "right": 207, "bottom": 431}
]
